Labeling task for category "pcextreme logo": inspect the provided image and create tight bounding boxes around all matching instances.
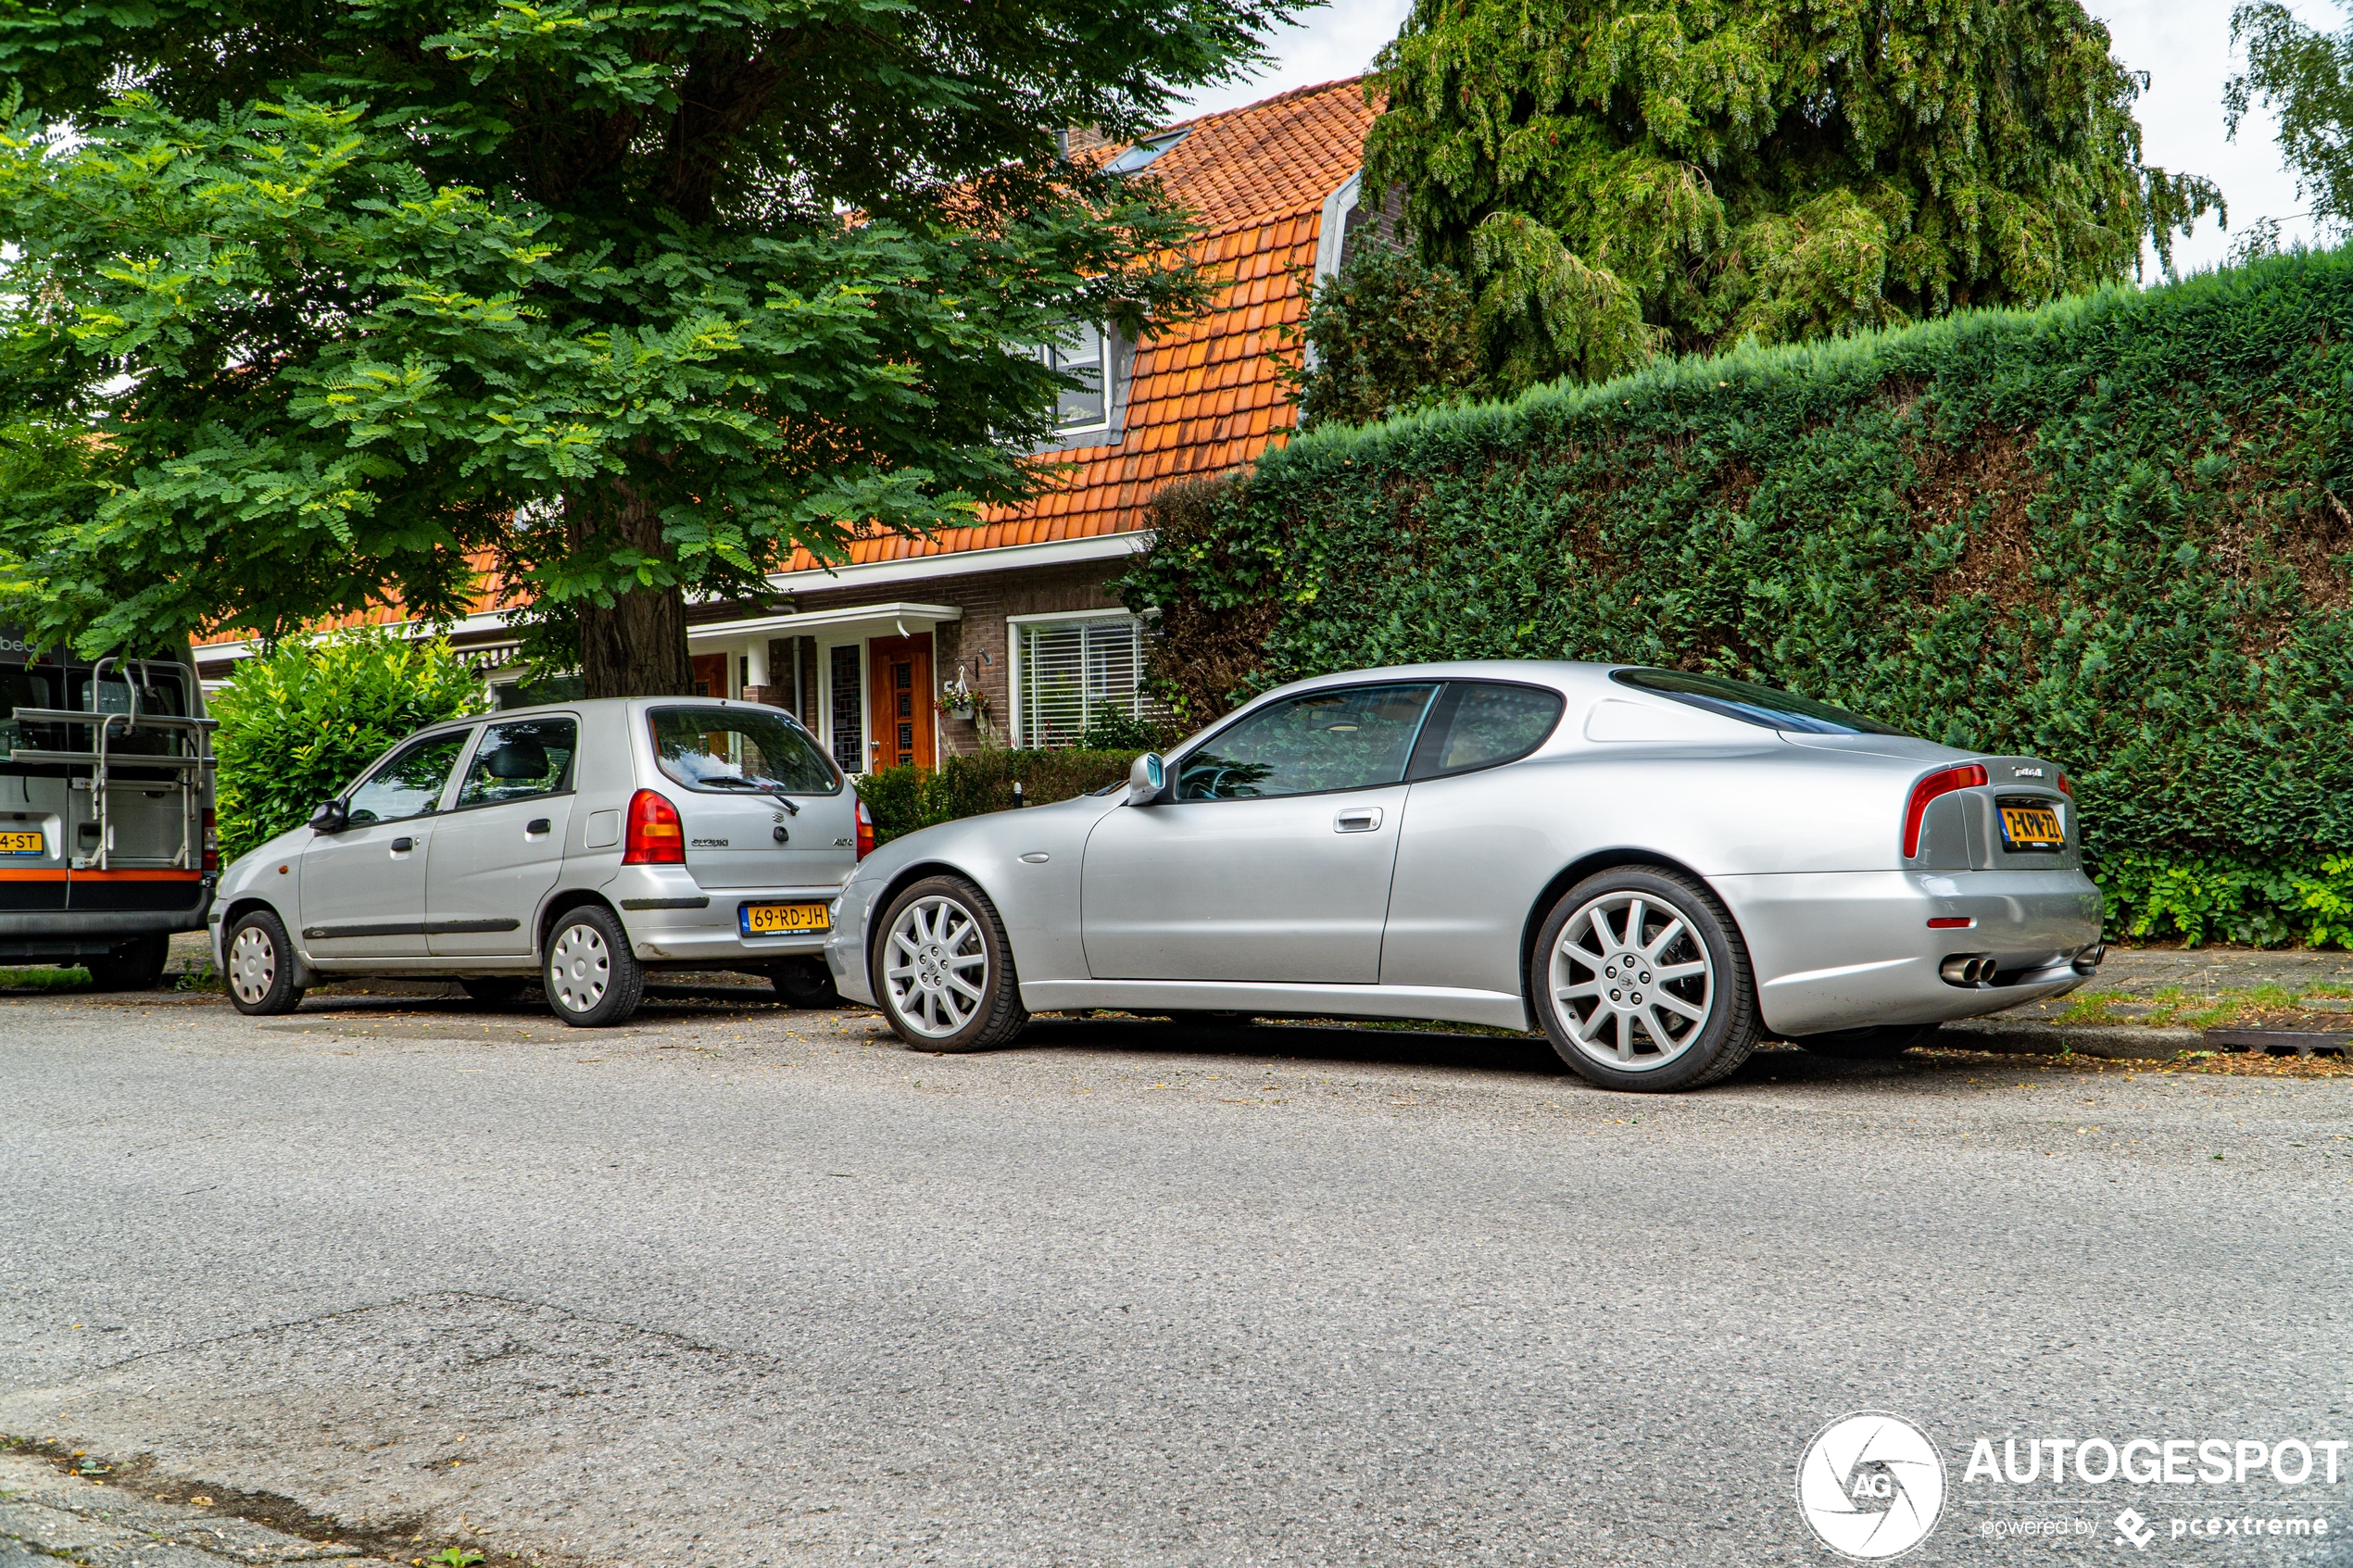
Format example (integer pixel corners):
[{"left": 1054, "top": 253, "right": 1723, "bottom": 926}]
[{"left": 1797, "top": 1411, "right": 1949, "bottom": 1560}]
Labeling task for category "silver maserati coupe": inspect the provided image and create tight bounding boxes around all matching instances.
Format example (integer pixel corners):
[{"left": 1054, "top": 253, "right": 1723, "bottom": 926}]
[{"left": 822, "top": 662, "right": 2103, "bottom": 1092}]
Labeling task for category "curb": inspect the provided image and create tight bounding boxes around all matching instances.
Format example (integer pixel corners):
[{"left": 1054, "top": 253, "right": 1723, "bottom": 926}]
[{"left": 1937, "top": 1020, "right": 2202, "bottom": 1061}]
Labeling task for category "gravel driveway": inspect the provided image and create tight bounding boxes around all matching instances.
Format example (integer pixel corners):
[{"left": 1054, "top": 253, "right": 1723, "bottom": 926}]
[{"left": 2, "top": 982, "right": 2348, "bottom": 1566}]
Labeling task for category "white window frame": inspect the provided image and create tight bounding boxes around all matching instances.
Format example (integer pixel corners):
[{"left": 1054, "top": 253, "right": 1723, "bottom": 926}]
[
  {"left": 1037, "top": 322, "right": 1114, "bottom": 437},
  {"left": 1007, "top": 608, "right": 1151, "bottom": 749}
]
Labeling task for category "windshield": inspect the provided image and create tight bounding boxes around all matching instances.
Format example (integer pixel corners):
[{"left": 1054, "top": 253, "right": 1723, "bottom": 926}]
[
  {"left": 1610, "top": 668, "right": 1902, "bottom": 735},
  {"left": 648, "top": 707, "right": 841, "bottom": 796}
]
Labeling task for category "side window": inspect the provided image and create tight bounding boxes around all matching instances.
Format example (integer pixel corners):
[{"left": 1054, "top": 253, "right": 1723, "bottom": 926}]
[
  {"left": 456, "top": 718, "right": 577, "bottom": 809},
  {"left": 345, "top": 732, "right": 470, "bottom": 826},
  {"left": 1407, "top": 684, "right": 1567, "bottom": 779},
  {"left": 1176, "top": 684, "right": 1439, "bottom": 802}
]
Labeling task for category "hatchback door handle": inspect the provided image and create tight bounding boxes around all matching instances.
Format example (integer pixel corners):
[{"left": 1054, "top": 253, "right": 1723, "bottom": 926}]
[
  {"left": 390, "top": 836, "right": 414, "bottom": 853},
  {"left": 1334, "top": 807, "right": 1383, "bottom": 833},
  {"left": 526, "top": 818, "right": 551, "bottom": 835}
]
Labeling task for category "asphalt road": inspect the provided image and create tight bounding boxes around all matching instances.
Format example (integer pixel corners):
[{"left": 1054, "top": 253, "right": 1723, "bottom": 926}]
[{"left": 2, "top": 983, "right": 2349, "bottom": 1567}]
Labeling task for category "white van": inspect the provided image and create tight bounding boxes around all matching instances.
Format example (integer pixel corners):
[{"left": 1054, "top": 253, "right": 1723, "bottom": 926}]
[
  {"left": 208, "top": 697, "right": 872, "bottom": 1025},
  {"left": 0, "top": 628, "right": 218, "bottom": 986}
]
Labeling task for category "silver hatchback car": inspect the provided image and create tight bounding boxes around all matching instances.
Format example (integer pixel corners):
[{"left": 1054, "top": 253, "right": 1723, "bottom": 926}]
[{"left": 209, "top": 697, "right": 870, "bottom": 1025}]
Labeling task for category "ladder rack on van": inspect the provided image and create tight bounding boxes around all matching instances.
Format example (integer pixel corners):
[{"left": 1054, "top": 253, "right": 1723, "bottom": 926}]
[{"left": 5, "top": 656, "right": 219, "bottom": 872}]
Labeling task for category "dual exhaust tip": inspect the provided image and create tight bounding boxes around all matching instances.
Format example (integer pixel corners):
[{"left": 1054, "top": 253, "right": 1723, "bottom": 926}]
[{"left": 1940, "top": 955, "right": 1999, "bottom": 987}]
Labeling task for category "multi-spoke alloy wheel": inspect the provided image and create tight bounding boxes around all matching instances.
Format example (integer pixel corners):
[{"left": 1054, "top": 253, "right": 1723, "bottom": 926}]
[
  {"left": 884, "top": 895, "right": 989, "bottom": 1038},
  {"left": 1551, "top": 890, "right": 1715, "bottom": 1072},
  {"left": 1531, "top": 868, "right": 1761, "bottom": 1092},
  {"left": 543, "top": 906, "right": 645, "bottom": 1028},
  {"left": 873, "top": 875, "right": 1027, "bottom": 1053}
]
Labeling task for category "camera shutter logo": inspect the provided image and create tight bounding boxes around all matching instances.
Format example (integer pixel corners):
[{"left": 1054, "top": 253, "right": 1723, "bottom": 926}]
[{"left": 1795, "top": 1412, "right": 1947, "bottom": 1560}]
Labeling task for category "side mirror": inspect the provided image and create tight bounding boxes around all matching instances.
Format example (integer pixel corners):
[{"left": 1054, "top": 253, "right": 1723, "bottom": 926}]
[
  {"left": 1126, "top": 752, "right": 1166, "bottom": 807},
  {"left": 308, "top": 799, "right": 348, "bottom": 834}
]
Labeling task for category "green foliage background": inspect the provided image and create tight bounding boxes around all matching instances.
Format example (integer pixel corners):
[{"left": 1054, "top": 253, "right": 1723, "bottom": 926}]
[
  {"left": 1361, "top": 0, "right": 2221, "bottom": 395},
  {"left": 1122, "top": 249, "right": 2353, "bottom": 946},
  {"left": 863, "top": 749, "right": 1145, "bottom": 846},
  {"left": 210, "top": 631, "right": 486, "bottom": 863}
]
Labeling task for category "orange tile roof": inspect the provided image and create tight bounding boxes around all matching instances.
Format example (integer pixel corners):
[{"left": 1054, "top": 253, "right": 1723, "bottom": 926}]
[{"left": 781, "top": 76, "right": 1375, "bottom": 572}]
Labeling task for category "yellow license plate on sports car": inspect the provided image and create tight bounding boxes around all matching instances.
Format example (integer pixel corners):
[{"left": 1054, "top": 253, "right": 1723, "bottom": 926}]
[
  {"left": 0, "top": 830, "right": 44, "bottom": 857},
  {"left": 741, "top": 901, "right": 830, "bottom": 935},
  {"left": 1999, "top": 805, "right": 2065, "bottom": 851}
]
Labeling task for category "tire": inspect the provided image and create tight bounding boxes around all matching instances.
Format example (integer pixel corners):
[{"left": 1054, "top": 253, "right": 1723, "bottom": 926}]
[
  {"left": 459, "top": 975, "right": 530, "bottom": 1006},
  {"left": 872, "top": 875, "right": 1026, "bottom": 1053},
  {"left": 769, "top": 957, "right": 840, "bottom": 1010},
  {"left": 543, "top": 904, "right": 645, "bottom": 1028},
  {"left": 1528, "top": 866, "right": 1763, "bottom": 1093},
  {"left": 1795, "top": 1022, "right": 1940, "bottom": 1060},
  {"left": 84, "top": 932, "right": 170, "bottom": 992},
  {"left": 223, "top": 910, "right": 305, "bottom": 1016}
]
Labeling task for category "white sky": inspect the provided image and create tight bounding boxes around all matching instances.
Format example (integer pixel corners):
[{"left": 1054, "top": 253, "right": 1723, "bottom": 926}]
[{"left": 1176, "top": 0, "right": 2347, "bottom": 277}]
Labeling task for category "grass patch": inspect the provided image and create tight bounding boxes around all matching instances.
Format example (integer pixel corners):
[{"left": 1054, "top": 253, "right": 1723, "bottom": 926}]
[{"left": 0, "top": 966, "right": 90, "bottom": 992}]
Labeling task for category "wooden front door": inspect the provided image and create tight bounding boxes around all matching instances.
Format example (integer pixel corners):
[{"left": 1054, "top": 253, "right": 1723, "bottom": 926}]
[
  {"left": 868, "top": 634, "right": 935, "bottom": 771},
  {"left": 690, "top": 653, "right": 730, "bottom": 699}
]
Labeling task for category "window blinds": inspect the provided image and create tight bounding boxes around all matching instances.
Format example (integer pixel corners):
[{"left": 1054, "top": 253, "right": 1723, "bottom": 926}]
[{"left": 1018, "top": 618, "right": 1148, "bottom": 747}]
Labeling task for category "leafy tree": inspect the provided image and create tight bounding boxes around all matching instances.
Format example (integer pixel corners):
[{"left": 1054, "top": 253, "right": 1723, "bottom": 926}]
[
  {"left": 2228, "top": 3, "right": 2353, "bottom": 245},
  {"left": 1362, "top": 0, "right": 2221, "bottom": 395},
  {"left": 0, "top": 0, "right": 1299, "bottom": 695},
  {"left": 210, "top": 630, "right": 486, "bottom": 862},
  {"left": 1290, "top": 247, "right": 1483, "bottom": 427}
]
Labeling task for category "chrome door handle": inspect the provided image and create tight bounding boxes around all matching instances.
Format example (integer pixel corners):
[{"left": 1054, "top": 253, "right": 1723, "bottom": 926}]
[
  {"left": 1334, "top": 807, "right": 1383, "bottom": 833},
  {"left": 390, "top": 836, "right": 414, "bottom": 853},
  {"left": 526, "top": 818, "right": 551, "bottom": 835}
]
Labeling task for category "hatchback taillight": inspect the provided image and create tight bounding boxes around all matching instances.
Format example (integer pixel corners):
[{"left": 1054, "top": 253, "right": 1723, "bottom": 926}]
[
  {"left": 200, "top": 807, "right": 219, "bottom": 872},
  {"left": 855, "top": 797, "right": 875, "bottom": 860},
  {"left": 1902, "top": 763, "right": 1988, "bottom": 859},
  {"left": 2056, "top": 772, "right": 2073, "bottom": 798},
  {"left": 623, "top": 788, "right": 686, "bottom": 864}
]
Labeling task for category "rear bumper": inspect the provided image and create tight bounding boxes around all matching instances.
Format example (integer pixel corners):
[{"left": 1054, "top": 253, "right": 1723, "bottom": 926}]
[
  {"left": 604, "top": 867, "right": 840, "bottom": 967},
  {"left": 1711, "top": 868, "right": 2103, "bottom": 1036},
  {"left": 1, "top": 881, "right": 210, "bottom": 959}
]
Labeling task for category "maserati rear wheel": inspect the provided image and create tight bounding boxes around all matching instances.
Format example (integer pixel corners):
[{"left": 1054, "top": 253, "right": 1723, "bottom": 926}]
[{"left": 1529, "top": 866, "right": 1763, "bottom": 1093}]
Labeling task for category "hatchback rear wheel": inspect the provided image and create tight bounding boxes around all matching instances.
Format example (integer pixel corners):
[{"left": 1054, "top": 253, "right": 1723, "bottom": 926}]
[
  {"left": 873, "top": 876, "right": 1026, "bottom": 1052},
  {"left": 1529, "top": 867, "right": 1762, "bottom": 1092},
  {"left": 544, "top": 905, "right": 645, "bottom": 1027}
]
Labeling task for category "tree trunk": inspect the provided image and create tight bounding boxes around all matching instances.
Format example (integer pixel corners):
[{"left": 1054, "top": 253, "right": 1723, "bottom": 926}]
[{"left": 570, "top": 481, "right": 698, "bottom": 698}]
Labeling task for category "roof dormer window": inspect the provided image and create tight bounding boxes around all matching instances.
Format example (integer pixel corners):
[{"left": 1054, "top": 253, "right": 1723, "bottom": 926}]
[{"left": 1038, "top": 321, "right": 1111, "bottom": 433}]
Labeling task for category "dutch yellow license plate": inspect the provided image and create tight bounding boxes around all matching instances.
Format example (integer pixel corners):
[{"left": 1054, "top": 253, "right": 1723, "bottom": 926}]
[
  {"left": 1999, "top": 805, "right": 2065, "bottom": 851},
  {"left": 741, "top": 901, "right": 830, "bottom": 936},
  {"left": 0, "top": 830, "right": 44, "bottom": 857}
]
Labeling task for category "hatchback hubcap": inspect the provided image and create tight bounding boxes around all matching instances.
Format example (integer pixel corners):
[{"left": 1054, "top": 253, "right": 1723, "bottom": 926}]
[
  {"left": 228, "top": 926, "right": 275, "bottom": 1005},
  {"left": 1551, "top": 892, "right": 1714, "bottom": 1071},
  {"left": 884, "top": 896, "right": 988, "bottom": 1038},
  {"left": 549, "top": 923, "right": 610, "bottom": 1013}
]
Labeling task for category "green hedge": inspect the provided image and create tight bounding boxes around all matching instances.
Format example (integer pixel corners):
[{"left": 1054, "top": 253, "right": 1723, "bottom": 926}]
[
  {"left": 211, "top": 630, "right": 485, "bottom": 863},
  {"left": 1120, "top": 249, "right": 2353, "bottom": 947},
  {"left": 862, "top": 748, "right": 1143, "bottom": 845}
]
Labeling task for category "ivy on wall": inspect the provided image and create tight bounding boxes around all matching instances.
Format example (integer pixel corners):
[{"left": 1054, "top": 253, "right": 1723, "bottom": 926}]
[{"left": 1120, "top": 250, "right": 2353, "bottom": 945}]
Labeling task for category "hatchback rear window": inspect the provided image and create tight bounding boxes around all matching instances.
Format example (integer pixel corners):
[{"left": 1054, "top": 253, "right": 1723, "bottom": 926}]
[
  {"left": 648, "top": 707, "right": 840, "bottom": 796},
  {"left": 1610, "top": 668, "right": 1900, "bottom": 735}
]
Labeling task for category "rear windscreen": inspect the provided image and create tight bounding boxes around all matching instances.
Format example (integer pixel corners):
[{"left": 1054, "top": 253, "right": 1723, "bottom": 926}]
[
  {"left": 1610, "top": 668, "right": 1901, "bottom": 735},
  {"left": 648, "top": 707, "right": 841, "bottom": 796},
  {"left": 0, "top": 666, "right": 62, "bottom": 760}
]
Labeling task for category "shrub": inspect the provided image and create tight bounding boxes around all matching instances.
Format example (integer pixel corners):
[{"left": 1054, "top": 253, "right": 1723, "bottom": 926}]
[
  {"left": 1120, "top": 247, "right": 2353, "bottom": 946},
  {"left": 211, "top": 630, "right": 486, "bottom": 862},
  {"left": 862, "top": 748, "right": 1144, "bottom": 845}
]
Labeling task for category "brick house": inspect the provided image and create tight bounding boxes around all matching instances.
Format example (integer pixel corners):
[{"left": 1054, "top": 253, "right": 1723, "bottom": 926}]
[{"left": 195, "top": 77, "right": 1389, "bottom": 771}]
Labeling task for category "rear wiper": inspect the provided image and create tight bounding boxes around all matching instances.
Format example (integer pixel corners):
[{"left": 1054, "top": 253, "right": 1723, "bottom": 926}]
[{"left": 697, "top": 774, "right": 801, "bottom": 812}]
